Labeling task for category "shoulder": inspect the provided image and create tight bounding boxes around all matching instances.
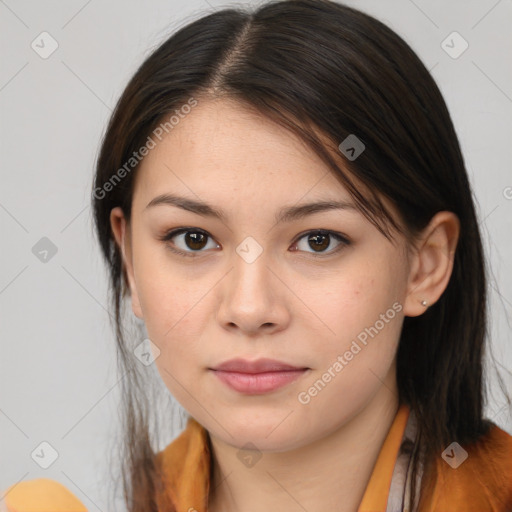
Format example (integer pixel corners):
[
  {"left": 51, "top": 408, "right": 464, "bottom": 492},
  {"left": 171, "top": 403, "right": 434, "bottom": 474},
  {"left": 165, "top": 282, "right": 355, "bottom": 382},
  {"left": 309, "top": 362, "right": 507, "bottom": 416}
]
[
  {"left": 155, "top": 415, "right": 210, "bottom": 473},
  {"left": 1, "top": 478, "right": 87, "bottom": 512},
  {"left": 422, "top": 423, "right": 512, "bottom": 511},
  {"left": 154, "top": 416, "right": 211, "bottom": 510},
  {"left": 463, "top": 422, "right": 512, "bottom": 490}
]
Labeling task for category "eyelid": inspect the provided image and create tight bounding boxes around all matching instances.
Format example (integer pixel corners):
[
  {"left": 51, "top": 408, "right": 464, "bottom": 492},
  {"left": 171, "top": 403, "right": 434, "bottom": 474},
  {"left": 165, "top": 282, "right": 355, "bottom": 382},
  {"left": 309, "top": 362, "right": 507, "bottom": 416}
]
[{"left": 158, "top": 227, "right": 350, "bottom": 258}]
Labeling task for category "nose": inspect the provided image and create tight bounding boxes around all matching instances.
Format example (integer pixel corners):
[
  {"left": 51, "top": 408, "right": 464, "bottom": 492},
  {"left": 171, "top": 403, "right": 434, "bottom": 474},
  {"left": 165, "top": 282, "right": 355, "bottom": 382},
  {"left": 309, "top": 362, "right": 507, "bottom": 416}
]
[{"left": 216, "top": 247, "right": 291, "bottom": 336}]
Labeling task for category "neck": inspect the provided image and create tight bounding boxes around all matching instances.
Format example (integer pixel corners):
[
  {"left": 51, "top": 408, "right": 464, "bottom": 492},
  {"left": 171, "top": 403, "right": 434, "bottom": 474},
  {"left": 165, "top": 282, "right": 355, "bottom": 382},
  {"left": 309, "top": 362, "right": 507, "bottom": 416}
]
[{"left": 207, "top": 370, "right": 400, "bottom": 512}]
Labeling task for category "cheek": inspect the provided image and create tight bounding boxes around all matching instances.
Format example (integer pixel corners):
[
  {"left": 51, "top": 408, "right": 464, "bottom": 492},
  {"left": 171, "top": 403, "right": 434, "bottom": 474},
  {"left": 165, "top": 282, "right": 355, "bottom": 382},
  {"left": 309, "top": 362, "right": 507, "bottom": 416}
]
[
  {"left": 315, "top": 266, "right": 397, "bottom": 340},
  {"left": 294, "top": 275, "right": 403, "bottom": 430},
  {"left": 136, "top": 259, "right": 209, "bottom": 402},
  {"left": 132, "top": 240, "right": 205, "bottom": 335},
  {"left": 310, "top": 259, "right": 405, "bottom": 376}
]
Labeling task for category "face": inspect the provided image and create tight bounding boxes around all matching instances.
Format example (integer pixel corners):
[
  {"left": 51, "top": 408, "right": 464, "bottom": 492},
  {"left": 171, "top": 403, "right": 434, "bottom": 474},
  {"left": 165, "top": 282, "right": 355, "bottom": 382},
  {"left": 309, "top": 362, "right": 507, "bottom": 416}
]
[{"left": 111, "top": 97, "right": 416, "bottom": 452}]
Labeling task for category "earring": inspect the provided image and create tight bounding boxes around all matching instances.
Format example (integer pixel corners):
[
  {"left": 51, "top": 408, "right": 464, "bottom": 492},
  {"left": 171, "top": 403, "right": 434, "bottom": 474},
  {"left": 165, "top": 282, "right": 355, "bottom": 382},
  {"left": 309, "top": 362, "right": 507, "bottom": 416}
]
[{"left": 420, "top": 299, "right": 428, "bottom": 307}]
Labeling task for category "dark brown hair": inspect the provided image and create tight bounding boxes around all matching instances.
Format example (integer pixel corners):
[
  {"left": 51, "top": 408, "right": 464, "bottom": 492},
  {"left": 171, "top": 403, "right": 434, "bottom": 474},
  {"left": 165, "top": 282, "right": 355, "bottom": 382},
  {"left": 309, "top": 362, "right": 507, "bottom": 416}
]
[{"left": 92, "top": 0, "right": 505, "bottom": 509}]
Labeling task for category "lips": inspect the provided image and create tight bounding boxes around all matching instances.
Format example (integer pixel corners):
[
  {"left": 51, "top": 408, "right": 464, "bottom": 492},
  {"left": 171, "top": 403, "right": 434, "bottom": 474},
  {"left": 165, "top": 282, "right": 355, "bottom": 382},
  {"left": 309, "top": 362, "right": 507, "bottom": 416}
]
[
  {"left": 211, "top": 357, "right": 307, "bottom": 373},
  {"left": 209, "top": 358, "right": 309, "bottom": 394}
]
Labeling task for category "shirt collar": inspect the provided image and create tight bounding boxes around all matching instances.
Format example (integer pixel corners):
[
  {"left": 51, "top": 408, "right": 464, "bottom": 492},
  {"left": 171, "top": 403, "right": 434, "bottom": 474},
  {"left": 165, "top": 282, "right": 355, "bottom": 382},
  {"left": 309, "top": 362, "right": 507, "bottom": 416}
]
[{"left": 156, "top": 403, "right": 410, "bottom": 512}]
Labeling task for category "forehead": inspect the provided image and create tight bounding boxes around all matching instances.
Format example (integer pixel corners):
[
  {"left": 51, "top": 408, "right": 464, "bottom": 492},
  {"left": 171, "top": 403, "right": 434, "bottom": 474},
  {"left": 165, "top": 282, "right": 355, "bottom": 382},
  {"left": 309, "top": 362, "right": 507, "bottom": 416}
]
[{"left": 132, "top": 97, "right": 353, "bottom": 204}]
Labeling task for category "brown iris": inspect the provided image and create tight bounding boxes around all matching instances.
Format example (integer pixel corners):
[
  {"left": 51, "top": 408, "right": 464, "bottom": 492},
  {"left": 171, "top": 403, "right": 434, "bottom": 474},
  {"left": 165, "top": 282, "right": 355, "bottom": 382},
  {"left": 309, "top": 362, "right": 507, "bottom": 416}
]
[
  {"left": 185, "top": 231, "right": 208, "bottom": 250},
  {"left": 307, "top": 232, "right": 330, "bottom": 252}
]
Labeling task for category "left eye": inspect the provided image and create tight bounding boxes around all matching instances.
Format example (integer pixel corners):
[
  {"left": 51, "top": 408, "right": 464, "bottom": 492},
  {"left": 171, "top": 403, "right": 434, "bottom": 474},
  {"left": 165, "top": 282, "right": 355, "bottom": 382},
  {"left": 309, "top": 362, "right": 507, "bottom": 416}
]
[{"left": 292, "top": 230, "right": 349, "bottom": 256}]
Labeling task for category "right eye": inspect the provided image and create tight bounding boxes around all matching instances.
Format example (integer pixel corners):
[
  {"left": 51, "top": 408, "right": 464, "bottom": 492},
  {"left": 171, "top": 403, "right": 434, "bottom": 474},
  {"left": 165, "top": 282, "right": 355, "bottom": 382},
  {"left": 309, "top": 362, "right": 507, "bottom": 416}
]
[{"left": 159, "top": 228, "right": 220, "bottom": 257}]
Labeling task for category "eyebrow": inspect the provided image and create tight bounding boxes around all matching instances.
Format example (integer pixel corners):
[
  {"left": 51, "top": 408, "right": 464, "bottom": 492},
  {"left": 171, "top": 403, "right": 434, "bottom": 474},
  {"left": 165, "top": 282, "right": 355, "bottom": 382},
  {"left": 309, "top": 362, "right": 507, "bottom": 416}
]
[{"left": 144, "top": 193, "right": 357, "bottom": 224}]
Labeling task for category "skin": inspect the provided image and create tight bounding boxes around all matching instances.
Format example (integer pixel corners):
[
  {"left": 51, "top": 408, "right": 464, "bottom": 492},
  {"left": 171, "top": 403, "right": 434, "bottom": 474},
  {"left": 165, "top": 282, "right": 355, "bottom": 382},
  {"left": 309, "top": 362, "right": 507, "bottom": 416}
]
[{"left": 110, "top": 97, "right": 459, "bottom": 512}]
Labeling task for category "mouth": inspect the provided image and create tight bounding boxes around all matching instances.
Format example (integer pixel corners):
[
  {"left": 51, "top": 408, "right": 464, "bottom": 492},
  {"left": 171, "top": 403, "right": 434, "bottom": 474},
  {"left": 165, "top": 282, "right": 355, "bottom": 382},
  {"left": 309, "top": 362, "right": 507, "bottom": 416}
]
[{"left": 209, "top": 358, "right": 310, "bottom": 394}]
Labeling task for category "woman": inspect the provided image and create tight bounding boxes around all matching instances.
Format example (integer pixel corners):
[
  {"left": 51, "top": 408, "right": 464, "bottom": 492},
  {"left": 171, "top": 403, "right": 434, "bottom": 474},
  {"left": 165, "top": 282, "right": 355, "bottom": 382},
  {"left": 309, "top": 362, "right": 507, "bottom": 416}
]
[{"left": 4, "top": 0, "right": 511, "bottom": 511}]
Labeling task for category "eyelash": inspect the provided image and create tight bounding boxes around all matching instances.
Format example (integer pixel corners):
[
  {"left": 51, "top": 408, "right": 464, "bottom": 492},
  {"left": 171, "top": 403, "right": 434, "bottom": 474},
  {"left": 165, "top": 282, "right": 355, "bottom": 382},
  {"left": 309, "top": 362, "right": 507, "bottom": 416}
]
[{"left": 157, "top": 228, "right": 351, "bottom": 259}]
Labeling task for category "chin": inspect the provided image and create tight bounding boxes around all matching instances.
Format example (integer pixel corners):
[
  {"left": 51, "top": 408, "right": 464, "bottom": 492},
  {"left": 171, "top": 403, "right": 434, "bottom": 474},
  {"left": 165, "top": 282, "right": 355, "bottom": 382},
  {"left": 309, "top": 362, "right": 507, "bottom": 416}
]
[{"left": 206, "top": 411, "right": 312, "bottom": 453}]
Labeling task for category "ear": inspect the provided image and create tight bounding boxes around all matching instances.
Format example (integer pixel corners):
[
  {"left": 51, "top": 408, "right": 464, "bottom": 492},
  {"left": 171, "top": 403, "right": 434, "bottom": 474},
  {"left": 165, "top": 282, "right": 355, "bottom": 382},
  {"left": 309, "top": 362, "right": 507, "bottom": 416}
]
[
  {"left": 110, "top": 207, "right": 144, "bottom": 319},
  {"left": 403, "top": 211, "right": 460, "bottom": 317}
]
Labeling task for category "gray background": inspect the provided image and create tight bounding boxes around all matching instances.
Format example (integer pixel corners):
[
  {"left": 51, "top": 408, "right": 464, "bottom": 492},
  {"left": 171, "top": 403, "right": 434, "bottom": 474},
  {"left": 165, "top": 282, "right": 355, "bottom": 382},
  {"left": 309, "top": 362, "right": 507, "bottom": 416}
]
[{"left": 1, "top": 0, "right": 511, "bottom": 510}]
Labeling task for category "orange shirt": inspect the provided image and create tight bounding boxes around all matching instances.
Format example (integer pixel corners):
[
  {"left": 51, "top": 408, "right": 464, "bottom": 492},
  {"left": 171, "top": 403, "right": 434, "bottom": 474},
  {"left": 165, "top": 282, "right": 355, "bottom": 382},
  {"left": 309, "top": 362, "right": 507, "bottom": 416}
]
[{"left": 3, "top": 404, "right": 512, "bottom": 511}]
